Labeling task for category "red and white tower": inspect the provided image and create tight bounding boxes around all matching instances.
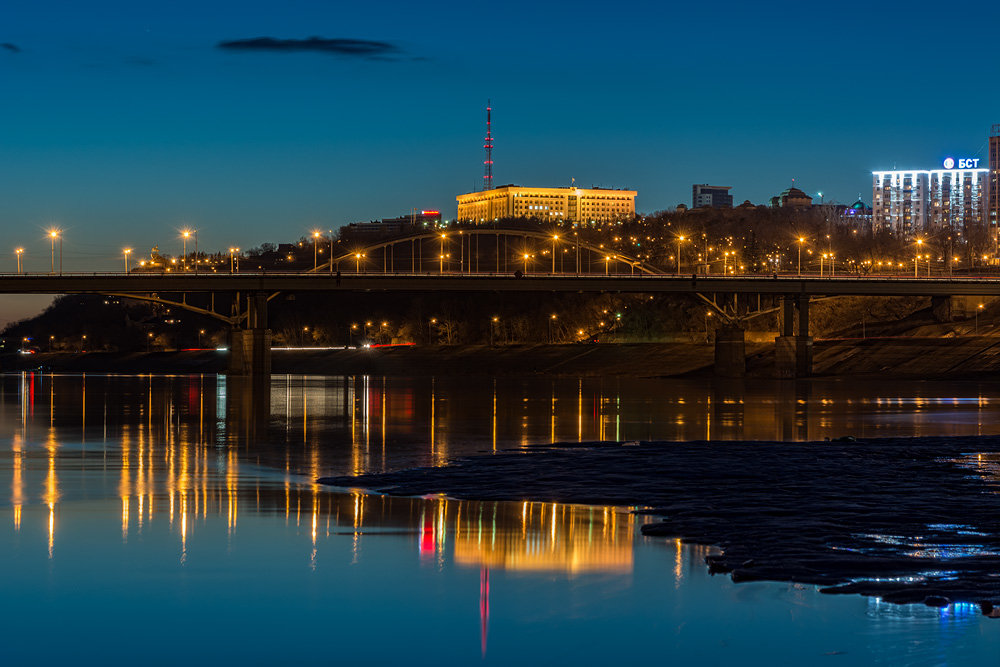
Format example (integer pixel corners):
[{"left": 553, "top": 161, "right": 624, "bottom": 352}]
[{"left": 483, "top": 102, "right": 494, "bottom": 191}]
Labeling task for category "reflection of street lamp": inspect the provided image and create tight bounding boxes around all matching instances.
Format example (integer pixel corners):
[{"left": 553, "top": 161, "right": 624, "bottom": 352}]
[
  {"left": 548, "top": 313, "right": 557, "bottom": 343},
  {"left": 705, "top": 310, "right": 712, "bottom": 342},
  {"left": 490, "top": 316, "right": 499, "bottom": 346},
  {"left": 977, "top": 303, "right": 984, "bottom": 334},
  {"left": 348, "top": 323, "right": 358, "bottom": 346},
  {"left": 428, "top": 318, "right": 437, "bottom": 344}
]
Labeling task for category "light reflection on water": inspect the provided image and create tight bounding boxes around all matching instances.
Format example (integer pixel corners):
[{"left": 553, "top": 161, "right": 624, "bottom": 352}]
[{"left": 2, "top": 372, "right": 1000, "bottom": 664}]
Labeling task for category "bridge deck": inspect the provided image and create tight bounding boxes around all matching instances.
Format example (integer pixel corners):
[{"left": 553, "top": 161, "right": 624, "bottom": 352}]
[{"left": 2, "top": 272, "right": 1000, "bottom": 296}]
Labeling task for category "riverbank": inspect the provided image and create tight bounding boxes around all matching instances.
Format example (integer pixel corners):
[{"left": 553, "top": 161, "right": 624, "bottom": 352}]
[
  {"left": 320, "top": 436, "right": 1000, "bottom": 612},
  {"left": 4, "top": 332, "right": 1000, "bottom": 378}
]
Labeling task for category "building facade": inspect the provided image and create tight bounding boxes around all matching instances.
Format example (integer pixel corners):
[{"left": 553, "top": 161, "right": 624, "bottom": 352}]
[
  {"left": 989, "top": 125, "right": 1000, "bottom": 228},
  {"left": 692, "top": 184, "right": 733, "bottom": 209},
  {"left": 769, "top": 187, "right": 813, "bottom": 209},
  {"left": 456, "top": 185, "right": 637, "bottom": 224},
  {"left": 872, "top": 162, "right": 988, "bottom": 235}
]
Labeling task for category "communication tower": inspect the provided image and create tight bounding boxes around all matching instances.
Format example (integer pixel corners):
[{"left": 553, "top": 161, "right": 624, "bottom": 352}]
[{"left": 483, "top": 102, "right": 493, "bottom": 191}]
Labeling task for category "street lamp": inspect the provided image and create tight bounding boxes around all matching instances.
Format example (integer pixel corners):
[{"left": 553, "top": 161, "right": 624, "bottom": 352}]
[
  {"left": 123, "top": 248, "right": 132, "bottom": 273},
  {"left": 915, "top": 239, "right": 923, "bottom": 277},
  {"left": 348, "top": 323, "right": 358, "bottom": 346},
  {"left": 676, "top": 236, "right": 685, "bottom": 275},
  {"left": 797, "top": 237, "right": 805, "bottom": 276},
  {"left": 181, "top": 230, "right": 191, "bottom": 271},
  {"left": 604, "top": 255, "right": 611, "bottom": 275},
  {"left": 15, "top": 248, "right": 23, "bottom": 274},
  {"left": 523, "top": 253, "right": 531, "bottom": 274},
  {"left": 312, "top": 231, "right": 322, "bottom": 270},
  {"left": 48, "top": 230, "right": 61, "bottom": 274},
  {"left": 439, "top": 233, "right": 447, "bottom": 273},
  {"left": 551, "top": 235, "right": 559, "bottom": 273},
  {"left": 229, "top": 247, "right": 239, "bottom": 273}
]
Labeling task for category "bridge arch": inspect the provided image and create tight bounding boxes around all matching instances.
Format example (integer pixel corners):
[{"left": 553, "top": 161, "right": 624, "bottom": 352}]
[{"left": 312, "top": 228, "right": 665, "bottom": 276}]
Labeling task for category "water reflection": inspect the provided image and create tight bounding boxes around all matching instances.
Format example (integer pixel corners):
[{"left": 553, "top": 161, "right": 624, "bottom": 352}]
[{"left": 2, "top": 372, "right": 1000, "bottom": 663}]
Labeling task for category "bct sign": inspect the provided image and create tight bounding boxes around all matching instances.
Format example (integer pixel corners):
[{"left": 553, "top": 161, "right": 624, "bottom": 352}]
[{"left": 943, "top": 157, "right": 981, "bottom": 169}]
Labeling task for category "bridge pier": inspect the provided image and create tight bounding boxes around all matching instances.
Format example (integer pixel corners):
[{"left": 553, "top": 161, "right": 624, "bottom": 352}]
[
  {"left": 714, "top": 326, "right": 746, "bottom": 378},
  {"left": 228, "top": 292, "right": 271, "bottom": 376},
  {"left": 775, "top": 295, "right": 812, "bottom": 378}
]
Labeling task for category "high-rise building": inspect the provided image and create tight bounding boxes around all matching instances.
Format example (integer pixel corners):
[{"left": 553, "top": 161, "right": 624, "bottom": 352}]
[
  {"left": 872, "top": 159, "right": 988, "bottom": 236},
  {"left": 692, "top": 184, "right": 733, "bottom": 209},
  {"left": 456, "top": 185, "right": 636, "bottom": 224},
  {"left": 989, "top": 124, "right": 1000, "bottom": 228}
]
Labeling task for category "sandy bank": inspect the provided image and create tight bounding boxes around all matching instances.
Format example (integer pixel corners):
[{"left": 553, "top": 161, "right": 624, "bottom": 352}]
[{"left": 321, "top": 437, "right": 1000, "bottom": 612}]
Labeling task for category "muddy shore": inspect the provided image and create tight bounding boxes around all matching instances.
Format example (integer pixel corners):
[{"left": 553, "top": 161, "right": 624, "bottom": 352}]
[{"left": 321, "top": 437, "right": 1000, "bottom": 612}]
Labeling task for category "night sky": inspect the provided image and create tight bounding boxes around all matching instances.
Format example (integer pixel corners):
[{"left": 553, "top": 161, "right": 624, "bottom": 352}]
[{"left": 2, "top": 0, "right": 999, "bottom": 320}]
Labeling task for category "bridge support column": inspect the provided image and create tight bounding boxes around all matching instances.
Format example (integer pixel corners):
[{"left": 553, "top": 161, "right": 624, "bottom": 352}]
[
  {"left": 228, "top": 292, "right": 271, "bottom": 376},
  {"left": 775, "top": 295, "right": 812, "bottom": 378},
  {"left": 714, "top": 326, "right": 746, "bottom": 378}
]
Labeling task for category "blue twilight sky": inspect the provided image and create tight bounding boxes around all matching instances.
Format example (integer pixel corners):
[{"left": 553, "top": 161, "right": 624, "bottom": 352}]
[{"left": 1, "top": 0, "right": 999, "bottom": 319}]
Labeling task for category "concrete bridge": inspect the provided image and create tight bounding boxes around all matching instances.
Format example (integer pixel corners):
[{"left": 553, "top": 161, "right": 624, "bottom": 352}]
[{"left": 3, "top": 271, "right": 999, "bottom": 377}]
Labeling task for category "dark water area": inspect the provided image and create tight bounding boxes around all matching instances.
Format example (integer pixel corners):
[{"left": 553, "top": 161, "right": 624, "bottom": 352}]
[{"left": 2, "top": 372, "right": 1000, "bottom": 664}]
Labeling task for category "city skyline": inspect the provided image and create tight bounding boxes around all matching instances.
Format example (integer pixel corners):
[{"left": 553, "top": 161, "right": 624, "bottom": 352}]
[{"left": 3, "top": 0, "right": 999, "bottom": 322}]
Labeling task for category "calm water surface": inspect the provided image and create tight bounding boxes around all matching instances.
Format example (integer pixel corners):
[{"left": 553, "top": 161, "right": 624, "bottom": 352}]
[{"left": 2, "top": 372, "right": 1000, "bottom": 665}]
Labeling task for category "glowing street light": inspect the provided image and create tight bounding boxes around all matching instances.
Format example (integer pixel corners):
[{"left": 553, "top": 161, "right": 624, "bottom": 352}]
[
  {"left": 523, "top": 253, "right": 531, "bottom": 274},
  {"left": 797, "top": 237, "right": 805, "bottom": 276},
  {"left": 915, "top": 239, "right": 924, "bottom": 277},
  {"left": 48, "top": 229, "right": 61, "bottom": 274},
  {"left": 604, "top": 255, "right": 611, "bottom": 275},
  {"left": 181, "top": 229, "right": 192, "bottom": 271},
  {"left": 15, "top": 248, "right": 23, "bottom": 274},
  {"left": 123, "top": 248, "right": 132, "bottom": 273},
  {"left": 551, "top": 235, "right": 559, "bottom": 273},
  {"left": 312, "top": 231, "right": 322, "bottom": 270},
  {"left": 676, "top": 236, "right": 685, "bottom": 275}
]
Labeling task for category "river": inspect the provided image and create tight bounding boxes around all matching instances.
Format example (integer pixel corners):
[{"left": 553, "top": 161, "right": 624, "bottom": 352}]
[{"left": 1, "top": 372, "right": 999, "bottom": 664}]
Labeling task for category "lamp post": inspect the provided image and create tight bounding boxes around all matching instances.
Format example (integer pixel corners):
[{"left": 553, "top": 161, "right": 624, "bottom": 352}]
[
  {"left": 123, "top": 248, "right": 132, "bottom": 273},
  {"left": 604, "top": 255, "right": 611, "bottom": 275},
  {"left": 523, "top": 253, "right": 530, "bottom": 275},
  {"left": 820, "top": 253, "right": 826, "bottom": 277},
  {"left": 676, "top": 236, "right": 685, "bottom": 275},
  {"left": 440, "top": 233, "right": 446, "bottom": 273},
  {"left": 15, "top": 248, "right": 23, "bottom": 274},
  {"left": 915, "top": 239, "right": 923, "bottom": 277},
  {"left": 355, "top": 253, "right": 362, "bottom": 273},
  {"left": 348, "top": 323, "right": 358, "bottom": 346},
  {"left": 312, "top": 231, "right": 321, "bottom": 270},
  {"left": 797, "top": 237, "right": 804, "bottom": 276},
  {"left": 329, "top": 230, "right": 334, "bottom": 275},
  {"left": 551, "top": 235, "right": 558, "bottom": 273},
  {"left": 229, "top": 247, "right": 239, "bottom": 273},
  {"left": 48, "top": 230, "right": 60, "bottom": 274},
  {"left": 181, "top": 230, "right": 191, "bottom": 271}
]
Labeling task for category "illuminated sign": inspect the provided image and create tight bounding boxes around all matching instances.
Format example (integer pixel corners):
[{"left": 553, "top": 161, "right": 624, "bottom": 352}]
[{"left": 943, "top": 157, "right": 980, "bottom": 169}]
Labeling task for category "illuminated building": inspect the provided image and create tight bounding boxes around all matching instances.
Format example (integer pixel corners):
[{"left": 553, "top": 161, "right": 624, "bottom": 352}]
[
  {"left": 343, "top": 210, "right": 442, "bottom": 239},
  {"left": 692, "top": 184, "right": 733, "bottom": 209},
  {"left": 872, "top": 159, "right": 988, "bottom": 235},
  {"left": 456, "top": 185, "right": 637, "bottom": 224},
  {"left": 989, "top": 125, "right": 1000, "bottom": 228}
]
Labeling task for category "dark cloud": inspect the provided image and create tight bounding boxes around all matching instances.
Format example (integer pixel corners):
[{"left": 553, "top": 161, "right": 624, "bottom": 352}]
[
  {"left": 2, "top": 43, "right": 21, "bottom": 53},
  {"left": 217, "top": 36, "right": 400, "bottom": 59}
]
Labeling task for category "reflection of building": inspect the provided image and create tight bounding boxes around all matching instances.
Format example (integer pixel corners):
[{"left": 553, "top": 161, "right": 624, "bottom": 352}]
[
  {"left": 450, "top": 501, "right": 634, "bottom": 573},
  {"left": 989, "top": 125, "right": 1000, "bottom": 228},
  {"left": 769, "top": 186, "right": 813, "bottom": 209},
  {"left": 692, "top": 184, "right": 733, "bottom": 209},
  {"left": 456, "top": 185, "right": 637, "bottom": 224},
  {"left": 872, "top": 162, "right": 989, "bottom": 235}
]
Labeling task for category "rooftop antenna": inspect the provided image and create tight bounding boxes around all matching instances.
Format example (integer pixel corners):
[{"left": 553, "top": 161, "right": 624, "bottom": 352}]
[{"left": 483, "top": 101, "right": 493, "bottom": 191}]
